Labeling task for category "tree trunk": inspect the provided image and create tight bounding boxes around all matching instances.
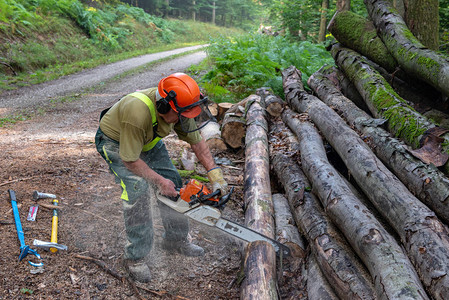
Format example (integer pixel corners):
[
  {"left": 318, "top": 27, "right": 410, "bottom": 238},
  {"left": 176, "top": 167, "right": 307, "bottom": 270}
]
[
  {"left": 283, "top": 65, "right": 449, "bottom": 299},
  {"left": 199, "top": 120, "right": 227, "bottom": 152},
  {"left": 336, "top": 0, "right": 350, "bottom": 11},
  {"left": 308, "top": 67, "right": 449, "bottom": 224},
  {"left": 281, "top": 107, "right": 425, "bottom": 299},
  {"left": 403, "top": 0, "right": 439, "bottom": 50},
  {"left": 327, "top": 10, "right": 397, "bottom": 72},
  {"left": 330, "top": 44, "right": 449, "bottom": 159},
  {"left": 211, "top": 1, "right": 216, "bottom": 24},
  {"left": 241, "top": 98, "right": 278, "bottom": 299},
  {"left": 221, "top": 113, "right": 246, "bottom": 149},
  {"left": 272, "top": 193, "right": 306, "bottom": 259},
  {"left": 318, "top": 0, "right": 329, "bottom": 43},
  {"left": 263, "top": 95, "right": 285, "bottom": 118},
  {"left": 270, "top": 139, "right": 377, "bottom": 300},
  {"left": 364, "top": 0, "right": 449, "bottom": 97},
  {"left": 192, "top": 0, "right": 196, "bottom": 21},
  {"left": 307, "top": 255, "right": 339, "bottom": 300}
]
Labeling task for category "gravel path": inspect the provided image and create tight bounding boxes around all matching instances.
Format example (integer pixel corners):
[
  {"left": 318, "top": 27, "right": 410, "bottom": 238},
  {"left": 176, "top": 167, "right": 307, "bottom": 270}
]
[{"left": 0, "top": 45, "right": 207, "bottom": 118}]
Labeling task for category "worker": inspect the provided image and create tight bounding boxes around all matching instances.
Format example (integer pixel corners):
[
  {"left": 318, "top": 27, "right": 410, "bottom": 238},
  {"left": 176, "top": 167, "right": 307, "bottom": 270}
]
[{"left": 94, "top": 73, "right": 228, "bottom": 283}]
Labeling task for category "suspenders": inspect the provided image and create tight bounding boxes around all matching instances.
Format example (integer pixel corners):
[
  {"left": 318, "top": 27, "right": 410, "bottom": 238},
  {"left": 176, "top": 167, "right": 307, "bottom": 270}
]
[{"left": 128, "top": 92, "right": 161, "bottom": 151}]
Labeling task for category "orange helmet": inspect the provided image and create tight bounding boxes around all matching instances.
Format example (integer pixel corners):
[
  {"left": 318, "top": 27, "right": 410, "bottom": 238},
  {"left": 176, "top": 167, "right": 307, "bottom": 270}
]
[{"left": 158, "top": 73, "right": 201, "bottom": 118}]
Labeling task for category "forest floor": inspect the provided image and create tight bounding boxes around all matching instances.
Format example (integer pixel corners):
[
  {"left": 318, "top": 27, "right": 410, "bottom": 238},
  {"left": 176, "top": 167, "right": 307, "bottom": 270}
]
[{"left": 0, "top": 48, "right": 251, "bottom": 299}]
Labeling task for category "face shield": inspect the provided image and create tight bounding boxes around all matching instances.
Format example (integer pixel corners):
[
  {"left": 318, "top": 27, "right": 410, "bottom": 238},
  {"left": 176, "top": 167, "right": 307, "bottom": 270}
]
[{"left": 164, "top": 90, "right": 217, "bottom": 133}]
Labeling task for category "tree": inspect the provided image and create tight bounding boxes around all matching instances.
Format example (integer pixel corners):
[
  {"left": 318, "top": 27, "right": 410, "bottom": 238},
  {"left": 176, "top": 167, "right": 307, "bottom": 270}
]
[{"left": 318, "top": 0, "right": 329, "bottom": 42}]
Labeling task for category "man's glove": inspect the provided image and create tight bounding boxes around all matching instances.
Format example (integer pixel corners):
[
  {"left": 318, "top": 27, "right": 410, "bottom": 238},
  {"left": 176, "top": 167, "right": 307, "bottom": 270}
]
[{"left": 207, "top": 167, "right": 228, "bottom": 195}]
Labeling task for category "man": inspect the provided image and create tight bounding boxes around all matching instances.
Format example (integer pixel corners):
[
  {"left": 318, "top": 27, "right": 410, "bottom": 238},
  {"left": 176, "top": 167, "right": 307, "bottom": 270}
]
[{"left": 94, "top": 73, "right": 228, "bottom": 283}]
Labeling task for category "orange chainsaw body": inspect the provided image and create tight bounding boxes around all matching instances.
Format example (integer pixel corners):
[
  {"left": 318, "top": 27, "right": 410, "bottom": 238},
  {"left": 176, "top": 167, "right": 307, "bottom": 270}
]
[{"left": 179, "top": 179, "right": 219, "bottom": 203}]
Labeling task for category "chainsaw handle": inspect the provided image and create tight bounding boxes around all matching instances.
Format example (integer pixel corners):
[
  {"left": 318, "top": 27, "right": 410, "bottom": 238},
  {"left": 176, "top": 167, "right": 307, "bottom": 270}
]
[{"left": 217, "top": 187, "right": 234, "bottom": 207}]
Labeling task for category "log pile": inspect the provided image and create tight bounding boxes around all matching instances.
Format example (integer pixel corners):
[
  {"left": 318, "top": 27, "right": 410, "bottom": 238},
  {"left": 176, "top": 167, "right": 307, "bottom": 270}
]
[
  {"left": 201, "top": 5, "right": 449, "bottom": 298},
  {"left": 233, "top": 5, "right": 449, "bottom": 298}
]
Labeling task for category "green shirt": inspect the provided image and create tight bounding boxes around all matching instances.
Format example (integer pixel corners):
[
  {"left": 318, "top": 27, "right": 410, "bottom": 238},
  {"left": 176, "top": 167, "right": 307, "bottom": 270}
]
[{"left": 100, "top": 87, "right": 202, "bottom": 162}]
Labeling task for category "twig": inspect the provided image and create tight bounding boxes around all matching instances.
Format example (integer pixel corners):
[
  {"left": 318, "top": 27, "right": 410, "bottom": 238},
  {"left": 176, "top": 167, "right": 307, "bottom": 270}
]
[
  {"left": 62, "top": 203, "right": 109, "bottom": 222},
  {"left": 0, "top": 220, "right": 13, "bottom": 225},
  {"left": 0, "top": 176, "right": 36, "bottom": 187},
  {"left": 74, "top": 254, "right": 144, "bottom": 300},
  {"left": 0, "top": 61, "right": 17, "bottom": 76}
]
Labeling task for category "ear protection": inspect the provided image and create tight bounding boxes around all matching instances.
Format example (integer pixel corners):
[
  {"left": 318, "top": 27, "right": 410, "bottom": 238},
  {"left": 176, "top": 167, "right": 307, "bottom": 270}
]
[
  {"left": 156, "top": 89, "right": 177, "bottom": 114},
  {"left": 156, "top": 97, "right": 171, "bottom": 114}
]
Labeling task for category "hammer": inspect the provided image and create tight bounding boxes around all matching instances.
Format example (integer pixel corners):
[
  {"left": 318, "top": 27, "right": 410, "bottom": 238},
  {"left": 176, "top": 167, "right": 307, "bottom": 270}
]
[{"left": 32, "top": 191, "right": 66, "bottom": 252}]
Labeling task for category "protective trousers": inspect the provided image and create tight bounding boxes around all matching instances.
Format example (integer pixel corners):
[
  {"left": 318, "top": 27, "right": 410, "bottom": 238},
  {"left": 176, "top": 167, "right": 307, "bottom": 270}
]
[{"left": 95, "top": 128, "right": 189, "bottom": 260}]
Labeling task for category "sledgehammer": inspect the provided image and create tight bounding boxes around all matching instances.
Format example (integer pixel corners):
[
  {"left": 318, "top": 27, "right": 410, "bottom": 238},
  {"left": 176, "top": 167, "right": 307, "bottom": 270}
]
[{"left": 32, "top": 191, "right": 66, "bottom": 253}]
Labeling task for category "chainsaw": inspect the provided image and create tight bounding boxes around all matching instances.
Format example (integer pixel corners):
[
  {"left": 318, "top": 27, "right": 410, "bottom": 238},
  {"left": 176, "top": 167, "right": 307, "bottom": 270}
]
[{"left": 157, "top": 179, "right": 290, "bottom": 256}]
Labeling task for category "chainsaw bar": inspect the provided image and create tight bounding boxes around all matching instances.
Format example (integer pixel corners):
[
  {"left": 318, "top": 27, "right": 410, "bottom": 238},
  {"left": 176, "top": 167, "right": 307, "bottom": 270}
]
[{"left": 215, "top": 218, "right": 291, "bottom": 256}]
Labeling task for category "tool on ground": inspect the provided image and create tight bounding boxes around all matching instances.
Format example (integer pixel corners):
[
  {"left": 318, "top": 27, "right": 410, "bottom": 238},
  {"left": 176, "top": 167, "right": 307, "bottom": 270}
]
[
  {"left": 33, "top": 191, "right": 56, "bottom": 200},
  {"left": 50, "top": 198, "right": 60, "bottom": 252},
  {"left": 32, "top": 191, "right": 63, "bottom": 252},
  {"left": 27, "top": 205, "right": 39, "bottom": 221},
  {"left": 33, "top": 239, "right": 67, "bottom": 251},
  {"left": 8, "top": 189, "right": 43, "bottom": 267},
  {"left": 157, "top": 179, "right": 291, "bottom": 256}
]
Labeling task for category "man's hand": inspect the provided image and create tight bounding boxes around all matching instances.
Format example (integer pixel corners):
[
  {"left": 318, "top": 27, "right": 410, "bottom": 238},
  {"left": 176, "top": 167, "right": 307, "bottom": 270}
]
[
  {"left": 207, "top": 167, "right": 228, "bottom": 195},
  {"left": 156, "top": 177, "right": 178, "bottom": 197},
  {"left": 123, "top": 159, "right": 178, "bottom": 197}
]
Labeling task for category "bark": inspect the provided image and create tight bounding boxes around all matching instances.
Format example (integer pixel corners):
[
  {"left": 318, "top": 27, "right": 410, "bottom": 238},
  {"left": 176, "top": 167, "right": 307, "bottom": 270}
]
[
  {"left": 241, "top": 98, "right": 278, "bottom": 299},
  {"left": 270, "top": 137, "right": 376, "bottom": 300},
  {"left": 241, "top": 241, "right": 278, "bottom": 300},
  {"left": 319, "top": 65, "right": 369, "bottom": 112},
  {"left": 283, "top": 65, "right": 449, "bottom": 299},
  {"left": 281, "top": 107, "right": 425, "bottom": 299},
  {"left": 199, "top": 120, "right": 227, "bottom": 152},
  {"left": 364, "top": 0, "right": 449, "bottom": 97},
  {"left": 221, "top": 113, "right": 246, "bottom": 149},
  {"left": 403, "top": 0, "right": 439, "bottom": 51},
  {"left": 327, "top": 10, "right": 397, "bottom": 72},
  {"left": 331, "top": 44, "right": 449, "bottom": 161},
  {"left": 192, "top": 0, "right": 196, "bottom": 21},
  {"left": 272, "top": 193, "right": 306, "bottom": 259},
  {"left": 307, "top": 255, "right": 339, "bottom": 300},
  {"left": 308, "top": 67, "right": 449, "bottom": 224}
]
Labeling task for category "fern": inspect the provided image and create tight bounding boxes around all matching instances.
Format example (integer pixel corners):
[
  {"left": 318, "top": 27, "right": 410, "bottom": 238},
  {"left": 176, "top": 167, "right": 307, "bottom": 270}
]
[{"left": 203, "top": 33, "right": 334, "bottom": 102}]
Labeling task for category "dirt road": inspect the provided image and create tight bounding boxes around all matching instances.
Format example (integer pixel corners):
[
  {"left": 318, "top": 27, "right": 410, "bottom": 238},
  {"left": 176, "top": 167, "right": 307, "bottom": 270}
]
[{"left": 0, "top": 46, "right": 243, "bottom": 299}]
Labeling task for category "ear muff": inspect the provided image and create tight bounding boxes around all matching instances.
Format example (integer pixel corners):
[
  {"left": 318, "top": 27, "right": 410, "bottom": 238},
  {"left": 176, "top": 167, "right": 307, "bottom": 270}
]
[{"left": 156, "top": 98, "right": 172, "bottom": 114}]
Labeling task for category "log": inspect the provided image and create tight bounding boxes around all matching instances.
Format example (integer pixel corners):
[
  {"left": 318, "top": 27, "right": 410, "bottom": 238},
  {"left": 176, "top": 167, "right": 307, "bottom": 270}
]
[
  {"left": 283, "top": 65, "right": 449, "bottom": 299},
  {"left": 199, "top": 120, "right": 227, "bottom": 152},
  {"left": 257, "top": 87, "right": 285, "bottom": 117},
  {"left": 241, "top": 97, "right": 278, "bottom": 299},
  {"left": 364, "top": 0, "right": 449, "bottom": 98},
  {"left": 308, "top": 67, "right": 449, "bottom": 224},
  {"left": 331, "top": 44, "right": 449, "bottom": 169},
  {"left": 307, "top": 255, "right": 339, "bottom": 300},
  {"left": 281, "top": 108, "right": 424, "bottom": 299},
  {"left": 263, "top": 95, "right": 284, "bottom": 117},
  {"left": 217, "top": 102, "right": 233, "bottom": 120},
  {"left": 327, "top": 10, "right": 397, "bottom": 72},
  {"left": 318, "top": 65, "right": 369, "bottom": 113},
  {"left": 221, "top": 113, "right": 246, "bottom": 149},
  {"left": 270, "top": 131, "right": 376, "bottom": 300},
  {"left": 208, "top": 102, "right": 218, "bottom": 118},
  {"left": 272, "top": 193, "right": 306, "bottom": 259}
]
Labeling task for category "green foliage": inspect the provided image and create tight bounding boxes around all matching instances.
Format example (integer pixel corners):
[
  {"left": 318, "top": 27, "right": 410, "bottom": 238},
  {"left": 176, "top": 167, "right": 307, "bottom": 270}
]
[{"left": 202, "top": 33, "right": 334, "bottom": 102}]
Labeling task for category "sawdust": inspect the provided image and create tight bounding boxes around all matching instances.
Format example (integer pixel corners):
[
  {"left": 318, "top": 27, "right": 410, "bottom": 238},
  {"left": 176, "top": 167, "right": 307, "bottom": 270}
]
[{"left": 0, "top": 52, "right": 245, "bottom": 299}]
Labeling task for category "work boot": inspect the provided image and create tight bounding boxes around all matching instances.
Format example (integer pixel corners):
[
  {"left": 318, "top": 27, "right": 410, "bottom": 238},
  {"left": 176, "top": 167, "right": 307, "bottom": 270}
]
[
  {"left": 126, "top": 259, "right": 151, "bottom": 283},
  {"left": 162, "top": 240, "right": 205, "bottom": 257}
]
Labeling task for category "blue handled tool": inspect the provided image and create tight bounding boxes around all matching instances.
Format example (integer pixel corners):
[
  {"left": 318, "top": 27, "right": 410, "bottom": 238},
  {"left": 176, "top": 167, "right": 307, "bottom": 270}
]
[{"left": 8, "top": 189, "right": 43, "bottom": 267}]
